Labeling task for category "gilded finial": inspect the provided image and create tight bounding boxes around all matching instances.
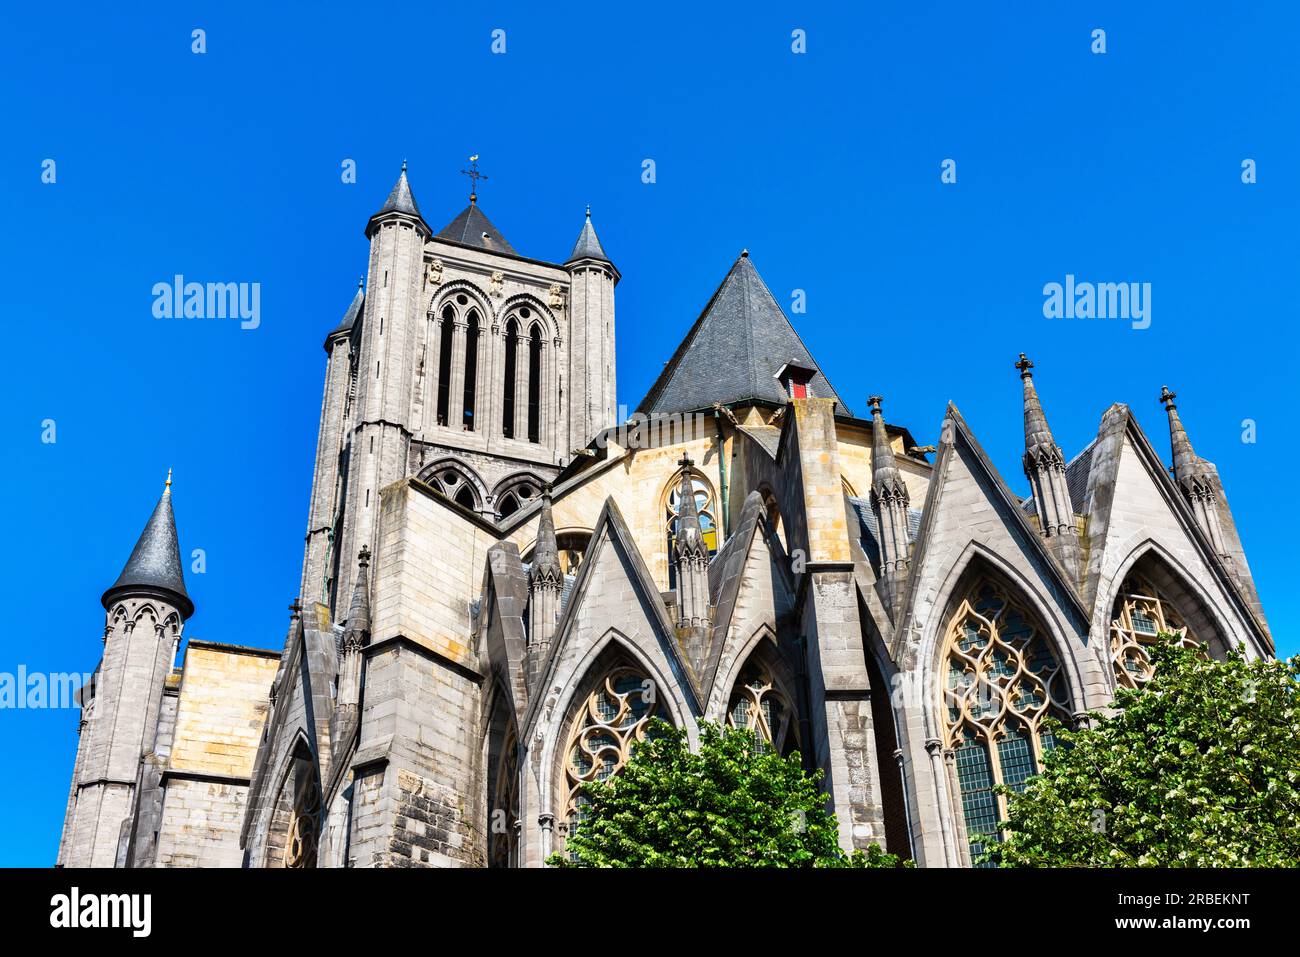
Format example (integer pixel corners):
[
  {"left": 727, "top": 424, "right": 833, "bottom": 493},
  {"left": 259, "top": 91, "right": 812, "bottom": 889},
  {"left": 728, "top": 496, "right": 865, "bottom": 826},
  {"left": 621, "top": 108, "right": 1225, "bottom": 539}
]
[{"left": 164, "top": 467, "right": 172, "bottom": 491}]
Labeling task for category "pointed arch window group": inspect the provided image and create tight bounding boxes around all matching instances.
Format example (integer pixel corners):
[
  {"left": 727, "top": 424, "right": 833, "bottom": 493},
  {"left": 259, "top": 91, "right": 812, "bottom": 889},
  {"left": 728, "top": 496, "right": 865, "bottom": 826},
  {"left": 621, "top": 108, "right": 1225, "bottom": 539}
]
[{"left": 428, "top": 293, "right": 547, "bottom": 446}]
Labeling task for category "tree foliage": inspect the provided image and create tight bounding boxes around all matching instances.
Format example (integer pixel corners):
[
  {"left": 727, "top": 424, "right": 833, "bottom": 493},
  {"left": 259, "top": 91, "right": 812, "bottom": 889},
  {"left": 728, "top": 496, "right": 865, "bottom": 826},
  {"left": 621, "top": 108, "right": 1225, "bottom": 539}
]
[
  {"left": 991, "top": 639, "right": 1300, "bottom": 867},
  {"left": 549, "top": 720, "right": 907, "bottom": 868}
]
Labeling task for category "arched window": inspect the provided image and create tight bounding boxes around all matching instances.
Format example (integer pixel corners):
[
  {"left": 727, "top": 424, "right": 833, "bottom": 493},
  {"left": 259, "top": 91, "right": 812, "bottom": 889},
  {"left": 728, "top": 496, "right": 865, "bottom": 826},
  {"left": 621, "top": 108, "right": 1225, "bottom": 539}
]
[
  {"left": 462, "top": 309, "right": 479, "bottom": 431},
  {"left": 727, "top": 659, "right": 798, "bottom": 757},
  {"left": 266, "top": 748, "right": 321, "bottom": 869},
  {"left": 488, "top": 724, "right": 519, "bottom": 869},
  {"left": 502, "top": 318, "right": 518, "bottom": 439},
  {"left": 527, "top": 321, "right": 543, "bottom": 443},
  {"left": 941, "top": 577, "right": 1071, "bottom": 866},
  {"left": 435, "top": 305, "right": 454, "bottom": 427},
  {"left": 495, "top": 478, "right": 540, "bottom": 519},
  {"left": 1109, "top": 573, "right": 1199, "bottom": 689},
  {"left": 427, "top": 466, "right": 480, "bottom": 511},
  {"left": 561, "top": 664, "right": 669, "bottom": 855},
  {"left": 665, "top": 472, "right": 719, "bottom": 588}
]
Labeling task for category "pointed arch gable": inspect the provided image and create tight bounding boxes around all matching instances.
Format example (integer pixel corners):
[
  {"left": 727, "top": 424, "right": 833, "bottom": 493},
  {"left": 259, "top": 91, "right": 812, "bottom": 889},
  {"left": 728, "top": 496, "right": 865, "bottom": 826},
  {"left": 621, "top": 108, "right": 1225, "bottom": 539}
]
[
  {"left": 531, "top": 630, "right": 693, "bottom": 822},
  {"left": 430, "top": 280, "right": 496, "bottom": 325},
  {"left": 521, "top": 497, "right": 701, "bottom": 735},
  {"left": 500, "top": 293, "right": 560, "bottom": 341},
  {"left": 418, "top": 457, "right": 489, "bottom": 511}
]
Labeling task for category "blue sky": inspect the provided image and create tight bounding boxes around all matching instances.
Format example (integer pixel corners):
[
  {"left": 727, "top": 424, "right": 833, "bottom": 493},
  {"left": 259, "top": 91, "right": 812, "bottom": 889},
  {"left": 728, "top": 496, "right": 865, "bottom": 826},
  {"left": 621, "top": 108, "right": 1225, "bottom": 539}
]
[{"left": 2, "top": 3, "right": 1296, "bottom": 866}]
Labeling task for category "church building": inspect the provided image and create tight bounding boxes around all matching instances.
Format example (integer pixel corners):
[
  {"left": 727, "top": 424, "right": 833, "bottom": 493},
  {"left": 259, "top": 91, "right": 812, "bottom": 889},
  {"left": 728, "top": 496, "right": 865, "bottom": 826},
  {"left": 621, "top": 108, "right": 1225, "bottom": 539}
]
[{"left": 57, "top": 165, "right": 1274, "bottom": 868}]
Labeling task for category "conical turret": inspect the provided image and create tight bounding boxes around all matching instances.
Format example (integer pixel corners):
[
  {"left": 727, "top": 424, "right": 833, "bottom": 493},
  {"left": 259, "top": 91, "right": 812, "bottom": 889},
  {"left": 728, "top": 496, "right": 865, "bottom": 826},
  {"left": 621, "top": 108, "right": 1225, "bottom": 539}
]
[
  {"left": 102, "top": 470, "right": 193, "bottom": 620},
  {"left": 1015, "top": 355, "right": 1081, "bottom": 582}
]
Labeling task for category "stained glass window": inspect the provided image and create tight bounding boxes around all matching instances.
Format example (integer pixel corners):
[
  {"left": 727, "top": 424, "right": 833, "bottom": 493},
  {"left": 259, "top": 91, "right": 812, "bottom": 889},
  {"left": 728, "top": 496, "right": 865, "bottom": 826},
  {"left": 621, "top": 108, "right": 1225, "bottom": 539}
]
[
  {"left": 726, "top": 661, "right": 798, "bottom": 757},
  {"left": 941, "top": 578, "right": 1071, "bottom": 865},
  {"left": 1109, "top": 574, "right": 1198, "bottom": 689},
  {"left": 665, "top": 473, "right": 719, "bottom": 587}
]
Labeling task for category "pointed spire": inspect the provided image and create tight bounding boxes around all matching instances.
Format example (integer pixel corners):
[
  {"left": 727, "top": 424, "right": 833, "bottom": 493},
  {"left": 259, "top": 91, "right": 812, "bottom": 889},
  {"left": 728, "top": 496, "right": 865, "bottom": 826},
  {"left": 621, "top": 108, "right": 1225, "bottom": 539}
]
[
  {"left": 326, "top": 278, "right": 366, "bottom": 342},
  {"left": 1016, "top": 353, "right": 1063, "bottom": 469},
  {"left": 530, "top": 485, "right": 563, "bottom": 587},
  {"left": 344, "top": 547, "right": 371, "bottom": 640},
  {"left": 368, "top": 163, "right": 428, "bottom": 236},
  {"left": 868, "top": 395, "right": 907, "bottom": 503},
  {"left": 674, "top": 455, "right": 708, "bottom": 560},
  {"left": 566, "top": 206, "right": 611, "bottom": 265},
  {"left": 102, "top": 474, "right": 193, "bottom": 619},
  {"left": 1160, "top": 386, "right": 1217, "bottom": 492}
]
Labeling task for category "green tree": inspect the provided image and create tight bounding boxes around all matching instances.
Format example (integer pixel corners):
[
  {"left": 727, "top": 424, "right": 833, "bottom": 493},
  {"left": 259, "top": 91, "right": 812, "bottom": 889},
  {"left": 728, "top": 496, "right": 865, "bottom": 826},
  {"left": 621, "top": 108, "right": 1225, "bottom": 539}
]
[
  {"left": 990, "top": 639, "right": 1300, "bottom": 867},
  {"left": 549, "top": 720, "right": 907, "bottom": 868}
]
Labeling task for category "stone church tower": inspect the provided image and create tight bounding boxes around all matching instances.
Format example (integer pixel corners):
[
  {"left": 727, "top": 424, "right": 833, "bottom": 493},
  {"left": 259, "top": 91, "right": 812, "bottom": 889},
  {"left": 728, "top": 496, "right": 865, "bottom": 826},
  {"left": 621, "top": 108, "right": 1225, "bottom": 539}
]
[{"left": 58, "top": 164, "right": 1275, "bottom": 869}]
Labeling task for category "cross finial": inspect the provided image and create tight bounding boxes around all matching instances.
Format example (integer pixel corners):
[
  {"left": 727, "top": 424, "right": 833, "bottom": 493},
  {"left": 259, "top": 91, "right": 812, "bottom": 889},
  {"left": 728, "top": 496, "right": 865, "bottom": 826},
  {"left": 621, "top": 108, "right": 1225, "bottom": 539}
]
[
  {"left": 164, "top": 467, "right": 172, "bottom": 490},
  {"left": 460, "top": 154, "right": 487, "bottom": 204},
  {"left": 1159, "top": 385, "right": 1177, "bottom": 410},
  {"left": 541, "top": 481, "right": 553, "bottom": 498},
  {"left": 868, "top": 395, "right": 884, "bottom": 416},
  {"left": 1015, "top": 353, "right": 1034, "bottom": 377},
  {"left": 358, "top": 545, "right": 371, "bottom": 570},
  {"left": 288, "top": 599, "right": 302, "bottom": 621},
  {"left": 678, "top": 453, "right": 693, "bottom": 472}
]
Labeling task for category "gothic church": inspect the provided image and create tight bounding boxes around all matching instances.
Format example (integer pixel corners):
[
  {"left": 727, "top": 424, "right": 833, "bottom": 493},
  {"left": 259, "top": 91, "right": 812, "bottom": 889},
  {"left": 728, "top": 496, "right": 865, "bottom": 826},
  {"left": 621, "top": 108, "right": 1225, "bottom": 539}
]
[{"left": 58, "top": 166, "right": 1274, "bottom": 868}]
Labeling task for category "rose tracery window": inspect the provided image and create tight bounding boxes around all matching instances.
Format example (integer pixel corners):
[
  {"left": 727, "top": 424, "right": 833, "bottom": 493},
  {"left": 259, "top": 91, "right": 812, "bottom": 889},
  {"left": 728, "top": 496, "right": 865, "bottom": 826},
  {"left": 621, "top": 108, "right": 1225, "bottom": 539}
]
[
  {"left": 283, "top": 758, "right": 322, "bottom": 869},
  {"left": 1109, "top": 574, "right": 1198, "bottom": 689},
  {"left": 561, "top": 667, "right": 668, "bottom": 853},
  {"left": 727, "top": 661, "right": 798, "bottom": 757},
  {"left": 941, "top": 578, "right": 1071, "bottom": 866}
]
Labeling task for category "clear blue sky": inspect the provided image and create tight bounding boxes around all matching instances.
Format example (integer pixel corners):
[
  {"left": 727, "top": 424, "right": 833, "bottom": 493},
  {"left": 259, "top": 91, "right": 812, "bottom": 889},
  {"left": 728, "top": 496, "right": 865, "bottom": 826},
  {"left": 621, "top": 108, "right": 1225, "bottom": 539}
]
[{"left": 3, "top": 3, "right": 1296, "bottom": 866}]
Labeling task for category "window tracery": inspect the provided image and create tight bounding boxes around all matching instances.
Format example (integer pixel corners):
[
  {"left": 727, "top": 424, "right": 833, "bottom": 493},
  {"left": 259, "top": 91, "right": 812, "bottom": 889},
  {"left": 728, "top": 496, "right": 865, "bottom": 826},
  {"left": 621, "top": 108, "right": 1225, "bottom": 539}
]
[{"left": 1109, "top": 573, "right": 1198, "bottom": 689}]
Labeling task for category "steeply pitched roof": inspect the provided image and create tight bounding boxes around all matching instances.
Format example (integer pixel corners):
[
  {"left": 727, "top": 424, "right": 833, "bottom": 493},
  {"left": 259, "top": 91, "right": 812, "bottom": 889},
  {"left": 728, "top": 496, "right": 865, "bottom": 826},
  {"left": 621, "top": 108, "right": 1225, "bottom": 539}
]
[
  {"left": 566, "top": 208, "right": 611, "bottom": 265},
  {"left": 636, "top": 252, "right": 849, "bottom": 416},
  {"left": 377, "top": 165, "right": 421, "bottom": 218},
  {"left": 435, "top": 202, "right": 517, "bottom": 256},
  {"left": 326, "top": 281, "right": 365, "bottom": 345},
  {"left": 102, "top": 479, "right": 193, "bottom": 619}
]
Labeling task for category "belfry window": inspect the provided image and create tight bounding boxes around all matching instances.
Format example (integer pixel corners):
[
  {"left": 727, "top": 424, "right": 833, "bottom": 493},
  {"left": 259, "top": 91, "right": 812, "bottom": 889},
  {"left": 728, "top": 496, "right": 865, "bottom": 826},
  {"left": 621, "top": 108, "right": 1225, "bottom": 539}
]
[
  {"left": 462, "top": 309, "right": 479, "bottom": 431},
  {"left": 665, "top": 473, "right": 719, "bottom": 588},
  {"left": 941, "top": 577, "right": 1071, "bottom": 866},
  {"left": 435, "top": 305, "right": 454, "bottom": 427},
  {"left": 1109, "top": 574, "right": 1198, "bottom": 689},
  {"left": 502, "top": 318, "right": 518, "bottom": 439},
  {"left": 527, "top": 321, "right": 543, "bottom": 443}
]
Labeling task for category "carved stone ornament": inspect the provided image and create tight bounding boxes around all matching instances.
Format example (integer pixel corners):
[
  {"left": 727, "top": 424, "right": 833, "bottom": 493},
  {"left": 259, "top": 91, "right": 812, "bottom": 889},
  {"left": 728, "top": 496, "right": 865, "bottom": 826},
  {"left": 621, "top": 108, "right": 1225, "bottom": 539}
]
[
  {"left": 425, "top": 259, "right": 444, "bottom": 287},
  {"left": 549, "top": 282, "right": 566, "bottom": 310},
  {"left": 489, "top": 271, "right": 505, "bottom": 297}
]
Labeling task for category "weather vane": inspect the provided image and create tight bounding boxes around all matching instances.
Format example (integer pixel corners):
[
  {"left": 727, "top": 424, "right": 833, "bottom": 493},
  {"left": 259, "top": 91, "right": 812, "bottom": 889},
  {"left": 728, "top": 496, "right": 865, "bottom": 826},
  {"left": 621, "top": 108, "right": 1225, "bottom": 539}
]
[{"left": 460, "top": 154, "right": 488, "bottom": 203}]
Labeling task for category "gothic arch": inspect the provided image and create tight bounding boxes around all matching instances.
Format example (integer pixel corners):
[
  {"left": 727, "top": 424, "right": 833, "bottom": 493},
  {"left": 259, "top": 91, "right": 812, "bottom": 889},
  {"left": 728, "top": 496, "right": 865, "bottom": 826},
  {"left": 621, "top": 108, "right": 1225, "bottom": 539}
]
[
  {"left": 1100, "top": 539, "right": 1236, "bottom": 689},
  {"left": 262, "top": 731, "right": 321, "bottom": 869},
  {"left": 533, "top": 630, "right": 694, "bottom": 827},
  {"left": 430, "top": 280, "right": 496, "bottom": 326},
  {"left": 546, "top": 640, "right": 682, "bottom": 856},
  {"left": 932, "top": 564, "right": 1077, "bottom": 866},
  {"left": 418, "top": 458, "right": 488, "bottom": 512},
  {"left": 491, "top": 471, "right": 545, "bottom": 520},
  {"left": 482, "top": 679, "right": 521, "bottom": 868},
  {"left": 500, "top": 293, "right": 559, "bottom": 342},
  {"left": 717, "top": 629, "right": 801, "bottom": 758},
  {"left": 661, "top": 467, "right": 720, "bottom": 588}
]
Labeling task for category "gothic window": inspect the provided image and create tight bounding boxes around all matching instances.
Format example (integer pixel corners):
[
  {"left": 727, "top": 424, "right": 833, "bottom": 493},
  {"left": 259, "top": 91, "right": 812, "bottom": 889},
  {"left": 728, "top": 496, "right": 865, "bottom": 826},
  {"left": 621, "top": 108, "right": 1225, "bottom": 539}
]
[
  {"left": 462, "top": 309, "right": 479, "bottom": 431},
  {"left": 495, "top": 478, "right": 539, "bottom": 519},
  {"left": 556, "top": 530, "right": 590, "bottom": 576},
  {"left": 941, "top": 577, "right": 1071, "bottom": 866},
  {"left": 665, "top": 473, "right": 718, "bottom": 588},
  {"left": 428, "top": 466, "right": 480, "bottom": 511},
  {"left": 502, "top": 318, "right": 518, "bottom": 438},
  {"left": 727, "top": 660, "right": 798, "bottom": 757},
  {"left": 266, "top": 750, "right": 321, "bottom": 869},
  {"left": 489, "top": 725, "right": 520, "bottom": 869},
  {"left": 1109, "top": 574, "right": 1198, "bottom": 689},
  {"left": 527, "top": 321, "right": 543, "bottom": 443},
  {"left": 561, "top": 665, "right": 669, "bottom": 854},
  {"left": 435, "top": 304, "right": 454, "bottom": 427}
]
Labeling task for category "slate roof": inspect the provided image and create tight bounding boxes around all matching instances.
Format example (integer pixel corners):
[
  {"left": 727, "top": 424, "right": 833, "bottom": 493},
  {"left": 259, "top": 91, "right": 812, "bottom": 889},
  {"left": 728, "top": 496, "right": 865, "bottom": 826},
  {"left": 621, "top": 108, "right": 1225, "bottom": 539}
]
[
  {"left": 102, "top": 482, "right": 193, "bottom": 619},
  {"left": 376, "top": 166, "right": 421, "bottom": 218},
  {"left": 636, "top": 253, "right": 849, "bottom": 416},
  {"left": 327, "top": 282, "right": 365, "bottom": 342},
  {"left": 566, "top": 209, "right": 611, "bottom": 265},
  {"left": 435, "top": 202, "right": 517, "bottom": 256},
  {"left": 848, "top": 497, "right": 923, "bottom": 570}
]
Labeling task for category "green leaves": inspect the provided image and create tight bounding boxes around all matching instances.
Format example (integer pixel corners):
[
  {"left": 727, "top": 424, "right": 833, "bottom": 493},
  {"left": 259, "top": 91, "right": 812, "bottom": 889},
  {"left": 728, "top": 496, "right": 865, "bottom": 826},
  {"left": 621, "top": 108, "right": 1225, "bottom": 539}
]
[
  {"left": 992, "top": 638, "right": 1300, "bottom": 867},
  {"left": 548, "top": 720, "right": 908, "bottom": 869}
]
